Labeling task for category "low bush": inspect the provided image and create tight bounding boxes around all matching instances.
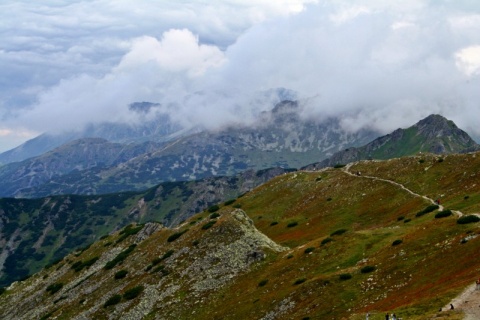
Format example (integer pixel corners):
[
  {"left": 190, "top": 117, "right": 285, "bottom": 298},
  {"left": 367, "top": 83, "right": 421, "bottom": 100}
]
[
  {"left": 46, "top": 282, "right": 63, "bottom": 295},
  {"left": 208, "top": 205, "right": 220, "bottom": 213},
  {"left": 116, "top": 224, "right": 144, "bottom": 243},
  {"left": 224, "top": 199, "right": 236, "bottom": 206},
  {"left": 397, "top": 216, "right": 405, "bottom": 221},
  {"left": 209, "top": 212, "right": 220, "bottom": 219},
  {"left": 330, "top": 229, "right": 347, "bottom": 236},
  {"left": 464, "top": 195, "right": 470, "bottom": 200},
  {"left": 360, "top": 266, "right": 376, "bottom": 273},
  {"left": 392, "top": 239, "right": 403, "bottom": 246},
  {"left": 123, "top": 286, "right": 144, "bottom": 300},
  {"left": 321, "top": 237, "right": 333, "bottom": 246},
  {"left": 304, "top": 247, "right": 315, "bottom": 254},
  {"left": 334, "top": 164, "right": 345, "bottom": 168},
  {"left": 71, "top": 256, "right": 99, "bottom": 272},
  {"left": 167, "top": 230, "right": 187, "bottom": 242},
  {"left": 287, "top": 222, "right": 298, "bottom": 228},
  {"left": 114, "top": 270, "right": 128, "bottom": 279},
  {"left": 435, "top": 210, "right": 453, "bottom": 219},
  {"left": 104, "top": 244, "right": 136, "bottom": 270},
  {"left": 258, "top": 279, "right": 268, "bottom": 287},
  {"left": 270, "top": 221, "right": 278, "bottom": 226},
  {"left": 160, "top": 249, "right": 175, "bottom": 261},
  {"left": 293, "top": 278, "right": 306, "bottom": 285},
  {"left": 232, "top": 203, "right": 242, "bottom": 208},
  {"left": 202, "top": 220, "right": 216, "bottom": 230},
  {"left": 457, "top": 215, "right": 480, "bottom": 224},
  {"left": 0, "top": 287, "right": 6, "bottom": 296},
  {"left": 416, "top": 205, "right": 439, "bottom": 217},
  {"left": 339, "top": 273, "right": 352, "bottom": 280},
  {"left": 404, "top": 218, "right": 411, "bottom": 223},
  {"left": 103, "top": 294, "right": 122, "bottom": 307}
]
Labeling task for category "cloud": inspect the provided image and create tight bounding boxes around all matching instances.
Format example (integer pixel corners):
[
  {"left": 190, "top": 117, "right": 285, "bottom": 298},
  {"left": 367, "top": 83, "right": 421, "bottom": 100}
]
[{"left": 2, "top": 0, "right": 480, "bottom": 152}]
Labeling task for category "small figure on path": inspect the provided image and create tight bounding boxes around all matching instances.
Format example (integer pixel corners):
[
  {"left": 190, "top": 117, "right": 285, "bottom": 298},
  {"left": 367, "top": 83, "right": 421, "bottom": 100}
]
[
  {"left": 385, "top": 313, "right": 389, "bottom": 320},
  {"left": 366, "top": 312, "right": 370, "bottom": 320},
  {"left": 450, "top": 303, "right": 454, "bottom": 310}
]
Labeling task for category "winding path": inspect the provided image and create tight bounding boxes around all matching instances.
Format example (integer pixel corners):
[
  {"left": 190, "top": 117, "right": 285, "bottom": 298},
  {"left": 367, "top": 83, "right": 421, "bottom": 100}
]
[
  {"left": 339, "top": 162, "right": 480, "bottom": 318},
  {"left": 341, "top": 162, "right": 452, "bottom": 213}
]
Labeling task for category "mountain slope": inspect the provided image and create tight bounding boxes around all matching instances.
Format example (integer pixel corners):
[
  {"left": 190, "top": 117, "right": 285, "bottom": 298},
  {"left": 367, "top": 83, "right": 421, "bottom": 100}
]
[
  {"left": 0, "top": 167, "right": 291, "bottom": 287},
  {"left": 0, "top": 138, "right": 163, "bottom": 197},
  {"left": 303, "top": 114, "right": 480, "bottom": 170},
  {"left": 2, "top": 151, "right": 480, "bottom": 319},
  {"left": 1, "top": 101, "right": 380, "bottom": 198}
]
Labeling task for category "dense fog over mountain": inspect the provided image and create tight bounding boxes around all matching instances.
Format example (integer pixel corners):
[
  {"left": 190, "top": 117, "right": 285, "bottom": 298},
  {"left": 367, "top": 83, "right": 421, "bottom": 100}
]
[{"left": 1, "top": 0, "right": 480, "bottom": 151}]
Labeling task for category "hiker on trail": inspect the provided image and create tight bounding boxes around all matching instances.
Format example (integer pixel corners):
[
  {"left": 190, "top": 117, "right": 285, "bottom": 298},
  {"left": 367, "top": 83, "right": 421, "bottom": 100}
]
[
  {"left": 391, "top": 313, "right": 397, "bottom": 320},
  {"left": 476, "top": 278, "right": 480, "bottom": 290},
  {"left": 385, "top": 313, "right": 389, "bottom": 320},
  {"left": 450, "top": 303, "right": 454, "bottom": 310},
  {"left": 366, "top": 312, "right": 370, "bottom": 320}
]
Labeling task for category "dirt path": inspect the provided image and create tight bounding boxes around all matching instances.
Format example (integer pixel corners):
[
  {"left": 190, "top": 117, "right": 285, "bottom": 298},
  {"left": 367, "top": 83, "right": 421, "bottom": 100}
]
[
  {"left": 440, "top": 283, "right": 480, "bottom": 319},
  {"left": 342, "top": 163, "right": 445, "bottom": 211},
  {"left": 340, "top": 162, "right": 480, "bottom": 319}
]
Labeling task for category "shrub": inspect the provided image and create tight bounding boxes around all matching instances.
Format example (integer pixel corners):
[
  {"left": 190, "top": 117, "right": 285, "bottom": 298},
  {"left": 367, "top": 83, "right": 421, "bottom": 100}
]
[
  {"left": 334, "top": 164, "right": 345, "bottom": 168},
  {"left": 46, "top": 282, "right": 63, "bottom": 295},
  {"left": 0, "top": 287, "right": 6, "bottom": 296},
  {"left": 71, "top": 256, "right": 99, "bottom": 272},
  {"left": 116, "top": 224, "right": 144, "bottom": 243},
  {"left": 326, "top": 197, "right": 332, "bottom": 202},
  {"left": 404, "top": 218, "right": 411, "bottom": 223},
  {"left": 416, "top": 205, "right": 439, "bottom": 217},
  {"left": 123, "top": 286, "right": 144, "bottom": 300},
  {"left": 202, "top": 220, "right": 216, "bottom": 230},
  {"left": 457, "top": 215, "right": 480, "bottom": 225},
  {"left": 464, "top": 195, "right": 470, "bottom": 200},
  {"left": 104, "top": 244, "right": 136, "bottom": 270},
  {"left": 232, "top": 203, "right": 242, "bottom": 208},
  {"left": 207, "top": 205, "right": 220, "bottom": 213},
  {"left": 160, "top": 249, "right": 174, "bottom": 261},
  {"left": 287, "top": 254, "right": 293, "bottom": 259},
  {"left": 321, "top": 237, "right": 333, "bottom": 246},
  {"left": 287, "top": 222, "right": 298, "bottom": 228},
  {"left": 209, "top": 212, "right": 220, "bottom": 219},
  {"left": 151, "top": 257, "right": 162, "bottom": 266},
  {"left": 392, "top": 239, "right": 403, "bottom": 246},
  {"left": 418, "top": 159, "right": 425, "bottom": 163},
  {"left": 437, "top": 158, "right": 444, "bottom": 163},
  {"left": 397, "top": 216, "right": 405, "bottom": 221},
  {"left": 270, "top": 221, "right": 278, "bottom": 226},
  {"left": 114, "top": 270, "right": 128, "bottom": 279},
  {"left": 224, "top": 199, "right": 236, "bottom": 206},
  {"left": 304, "top": 247, "right": 315, "bottom": 254},
  {"left": 435, "top": 210, "right": 453, "bottom": 219},
  {"left": 167, "top": 229, "right": 187, "bottom": 242},
  {"left": 339, "top": 273, "right": 352, "bottom": 280},
  {"left": 192, "top": 240, "right": 200, "bottom": 246},
  {"left": 258, "top": 279, "right": 268, "bottom": 287},
  {"left": 330, "top": 229, "right": 347, "bottom": 236},
  {"left": 360, "top": 266, "right": 376, "bottom": 273},
  {"left": 103, "top": 294, "right": 122, "bottom": 307},
  {"left": 293, "top": 278, "right": 306, "bottom": 285}
]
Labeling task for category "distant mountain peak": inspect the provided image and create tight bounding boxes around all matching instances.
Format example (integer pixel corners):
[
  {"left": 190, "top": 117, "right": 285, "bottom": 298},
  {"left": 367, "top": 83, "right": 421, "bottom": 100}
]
[{"left": 304, "top": 114, "right": 480, "bottom": 170}]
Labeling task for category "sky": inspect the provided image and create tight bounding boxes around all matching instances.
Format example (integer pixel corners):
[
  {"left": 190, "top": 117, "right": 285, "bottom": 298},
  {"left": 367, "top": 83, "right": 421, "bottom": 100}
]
[{"left": 1, "top": 0, "right": 480, "bottom": 152}]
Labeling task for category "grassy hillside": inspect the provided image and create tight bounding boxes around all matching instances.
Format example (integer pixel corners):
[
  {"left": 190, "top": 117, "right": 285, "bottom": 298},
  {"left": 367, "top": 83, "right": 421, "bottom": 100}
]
[
  {"left": 0, "top": 168, "right": 289, "bottom": 287},
  {"left": 1, "top": 152, "right": 479, "bottom": 319}
]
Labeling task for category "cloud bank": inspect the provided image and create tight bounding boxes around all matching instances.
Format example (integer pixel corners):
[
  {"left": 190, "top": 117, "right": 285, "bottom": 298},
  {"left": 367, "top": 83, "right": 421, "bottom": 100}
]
[{"left": 1, "top": 0, "right": 480, "bottom": 151}]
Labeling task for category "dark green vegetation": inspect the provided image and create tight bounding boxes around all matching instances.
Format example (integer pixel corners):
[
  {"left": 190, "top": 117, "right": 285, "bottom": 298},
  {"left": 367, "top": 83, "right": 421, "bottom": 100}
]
[
  {"left": 2, "top": 152, "right": 480, "bottom": 319},
  {"left": 415, "top": 204, "right": 439, "bottom": 217},
  {"left": 0, "top": 167, "right": 288, "bottom": 287}
]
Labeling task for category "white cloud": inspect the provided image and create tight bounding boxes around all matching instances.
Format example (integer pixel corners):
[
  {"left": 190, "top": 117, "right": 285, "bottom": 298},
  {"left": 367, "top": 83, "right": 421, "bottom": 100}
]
[
  {"left": 2, "top": 0, "right": 480, "bottom": 152},
  {"left": 455, "top": 45, "right": 480, "bottom": 77}
]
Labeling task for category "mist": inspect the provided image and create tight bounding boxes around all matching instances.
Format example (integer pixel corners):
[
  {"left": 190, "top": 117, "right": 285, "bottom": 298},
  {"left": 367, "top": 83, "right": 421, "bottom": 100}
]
[{"left": 1, "top": 1, "right": 480, "bottom": 151}]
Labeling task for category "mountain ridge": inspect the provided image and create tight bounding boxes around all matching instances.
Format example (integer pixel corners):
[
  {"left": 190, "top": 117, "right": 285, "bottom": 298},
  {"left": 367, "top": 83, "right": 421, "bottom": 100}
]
[{"left": 2, "top": 151, "right": 480, "bottom": 319}]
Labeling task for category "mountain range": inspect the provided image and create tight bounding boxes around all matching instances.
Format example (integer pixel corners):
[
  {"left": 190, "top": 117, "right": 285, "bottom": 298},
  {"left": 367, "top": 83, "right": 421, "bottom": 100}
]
[
  {"left": 2, "top": 151, "right": 480, "bottom": 319},
  {"left": 0, "top": 101, "right": 380, "bottom": 198}
]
